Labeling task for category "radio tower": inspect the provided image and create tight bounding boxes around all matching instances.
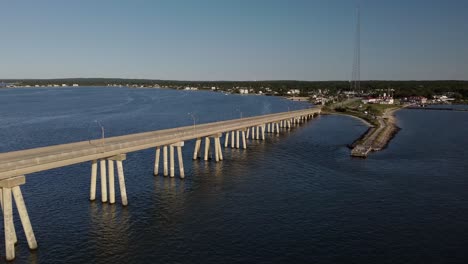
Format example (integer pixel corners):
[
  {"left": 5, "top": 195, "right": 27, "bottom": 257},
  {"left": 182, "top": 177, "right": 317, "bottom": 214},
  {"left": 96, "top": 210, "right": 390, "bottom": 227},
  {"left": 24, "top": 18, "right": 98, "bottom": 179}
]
[{"left": 351, "top": 4, "right": 361, "bottom": 92}]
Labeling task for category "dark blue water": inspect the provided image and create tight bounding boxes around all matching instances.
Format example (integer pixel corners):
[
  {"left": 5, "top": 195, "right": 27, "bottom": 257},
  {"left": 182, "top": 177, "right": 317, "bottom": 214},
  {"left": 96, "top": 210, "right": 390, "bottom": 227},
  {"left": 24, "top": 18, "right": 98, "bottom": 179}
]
[{"left": 0, "top": 87, "right": 467, "bottom": 264}]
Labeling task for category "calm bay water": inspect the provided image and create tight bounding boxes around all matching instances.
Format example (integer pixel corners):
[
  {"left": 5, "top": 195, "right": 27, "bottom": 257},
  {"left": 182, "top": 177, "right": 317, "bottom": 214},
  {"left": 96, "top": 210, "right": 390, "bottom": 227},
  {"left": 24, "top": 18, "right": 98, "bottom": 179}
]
[{"left": 0, "top": 87, "right": 467, "bottom": 264}]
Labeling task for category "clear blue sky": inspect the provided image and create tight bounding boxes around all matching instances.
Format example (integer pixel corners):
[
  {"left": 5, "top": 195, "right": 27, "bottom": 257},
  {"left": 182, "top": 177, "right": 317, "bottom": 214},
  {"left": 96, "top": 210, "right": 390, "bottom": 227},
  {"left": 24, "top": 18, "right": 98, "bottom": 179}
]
[{"left": 1, "top": 0, "right": 467, "bottom": 81}]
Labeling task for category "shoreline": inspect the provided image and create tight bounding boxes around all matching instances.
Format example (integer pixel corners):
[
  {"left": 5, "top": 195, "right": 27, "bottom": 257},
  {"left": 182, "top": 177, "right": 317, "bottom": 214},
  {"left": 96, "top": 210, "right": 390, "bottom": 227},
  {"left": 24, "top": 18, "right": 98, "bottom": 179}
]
[
  {"left": 323, "top": 105, "right": 403, "bottom": 158},
  {"left": 324, "top": 112, "right": 374, "bottom": 127},
  {"left": 350, "top": 106, "right": 402, "bottom": 157}
]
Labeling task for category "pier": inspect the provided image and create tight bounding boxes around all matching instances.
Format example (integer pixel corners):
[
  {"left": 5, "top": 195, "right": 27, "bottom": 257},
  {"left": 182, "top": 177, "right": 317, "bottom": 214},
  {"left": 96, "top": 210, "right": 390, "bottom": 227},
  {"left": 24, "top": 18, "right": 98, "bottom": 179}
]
[{"left": 0, "top": 108, "right": 320, "bottom": 260}]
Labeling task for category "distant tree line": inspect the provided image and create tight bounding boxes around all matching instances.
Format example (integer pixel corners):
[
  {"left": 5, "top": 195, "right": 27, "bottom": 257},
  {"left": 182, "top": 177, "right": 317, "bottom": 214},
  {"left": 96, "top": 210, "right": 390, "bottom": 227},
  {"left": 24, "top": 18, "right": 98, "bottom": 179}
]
[{"left": 1, "top": 78, "right": 467, "bottom": 99}]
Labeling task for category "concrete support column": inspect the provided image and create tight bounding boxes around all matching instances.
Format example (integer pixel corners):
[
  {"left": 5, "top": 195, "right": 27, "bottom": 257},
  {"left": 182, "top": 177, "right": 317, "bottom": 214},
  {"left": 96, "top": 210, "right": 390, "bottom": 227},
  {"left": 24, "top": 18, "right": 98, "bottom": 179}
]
[
  {"left": 256, "top": 126, "right": 260, "bottom": 140},
  {"left": 241, "top": 130, "right": 247, "bottom": 149},
  {"left": 108, "top": 159, "right": 115, "bottom": 204},
  {"left": 115, "top": 157, "right": 128, "bottom": 206},
  {"left": 99, "top": 159, "right": 107, "bottom": 203},
  {"left": 154, "top": 147, "right": 161, "bottom": 175},
  {"left": 204, "top": 137, "right": 210, "bottom": 161},
  {"left": 216, "top": 137, "right": 223, "bottom": 161},
  {"left": 163, "top": 146, "right": 168, "bottom": 176},
  {"left": 267, "top": 123, "right": 271, "bottom": 133},
  {"left": 262, "top": 125, "right": 266, "bottom": 140},
  {"left": 2, "top": 187, "right": 14, "bottom": 261},
  {"left": 236, "top": 131, "right": 240, "bottom": 148},
  {"left": 246, "top": 128, "right": 250, "bottom": 139},
  {"left": 169, "top": 145, "right": 175, "bottom": 177},
  {"left": 214, "top": 137, "right": 220, "bottom": 162},
  {"left": 251, "top": 126, "right": 255, "bottom": 139},
  {"left": 231, "top": 131, "right": 235, "bottom": 148},
  {"left": 0, "top": 176, "right": 37, "bottom": 261},
  {"left": 276, "top": 123, "right": 280, "bottom": 134},
  {"left": 0, "top": 189, "right": 17, "bottom": 246},
  {"left": 224, "top": 132, "right": 229, "bottom": 148},
  {"left": 193, "top": 138, "right": 201, "bottom": 160},
  {"left": 108, "top": 154, "right": 128, "bottom": 206},
  {"left": 12, "top": 186, "right": 37, "bottom": 251},
  {"left": 90, "top": 160, "right": 97, "bottom": 201},
  {"left": 209, "top": 134, "right": 222, "bottom": 162},
  {"left": 171, "top": 142, "right": 185, "bottom": 178}
]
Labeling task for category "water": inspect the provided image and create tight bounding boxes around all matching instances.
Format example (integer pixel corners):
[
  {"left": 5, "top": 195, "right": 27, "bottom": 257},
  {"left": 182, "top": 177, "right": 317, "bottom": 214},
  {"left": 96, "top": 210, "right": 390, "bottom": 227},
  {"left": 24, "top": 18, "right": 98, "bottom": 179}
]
[{"left": 0, "top": 88, "right": 467, "bottom": 263}]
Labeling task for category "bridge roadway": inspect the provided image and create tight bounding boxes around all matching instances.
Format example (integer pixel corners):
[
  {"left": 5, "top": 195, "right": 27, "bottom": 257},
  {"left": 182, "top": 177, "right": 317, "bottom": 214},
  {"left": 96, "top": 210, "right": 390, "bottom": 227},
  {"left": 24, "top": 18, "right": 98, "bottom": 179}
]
[
  {"left": 0, "top": 108, "right": 320, "bottom": 180},
  {"left": 0, "top": 108, "right": 320, "bottom": 260}
]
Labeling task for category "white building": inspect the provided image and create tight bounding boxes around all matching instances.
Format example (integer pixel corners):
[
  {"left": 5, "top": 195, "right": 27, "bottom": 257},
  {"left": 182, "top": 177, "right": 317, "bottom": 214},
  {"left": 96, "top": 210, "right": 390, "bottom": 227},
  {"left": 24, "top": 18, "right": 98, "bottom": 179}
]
[
  {"left": 239, "top": 88, "right": 249, "bottom": 94},
  {"left": 72, "top": 84, "right": 79, "bottom": 87},
  {"left": 287, "top": 89, "right": 300, "bottom": 95}
]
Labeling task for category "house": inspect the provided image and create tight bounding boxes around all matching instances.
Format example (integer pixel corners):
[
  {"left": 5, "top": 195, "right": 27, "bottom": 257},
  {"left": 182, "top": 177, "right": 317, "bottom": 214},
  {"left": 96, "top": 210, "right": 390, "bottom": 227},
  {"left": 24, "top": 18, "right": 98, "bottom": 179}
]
[
  {"left": 407, "top": 96, "right": 427, "bottom": 104},
  {"left": 239, "top": 88, "right": 249, "bottom": 94},
  {"left": 287, "top": 89, "right": 300, "bottom": 95},
  {"left": 72, "top": 84, "right": 79, "bottom": 87}
]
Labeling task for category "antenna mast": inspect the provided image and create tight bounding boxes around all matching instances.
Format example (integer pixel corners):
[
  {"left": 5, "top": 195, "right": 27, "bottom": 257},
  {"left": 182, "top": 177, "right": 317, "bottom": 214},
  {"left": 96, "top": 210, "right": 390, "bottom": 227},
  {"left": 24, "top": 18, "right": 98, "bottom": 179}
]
[{"left": 351, "top": 4, "right": 361, "bottom": 92}]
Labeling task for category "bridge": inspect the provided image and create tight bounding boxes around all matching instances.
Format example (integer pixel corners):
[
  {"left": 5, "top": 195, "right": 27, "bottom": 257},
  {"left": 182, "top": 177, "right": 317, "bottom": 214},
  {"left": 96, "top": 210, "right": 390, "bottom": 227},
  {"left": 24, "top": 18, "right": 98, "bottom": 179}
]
[{"left": 0, "top": 108, "right": 320, "bottom": 260}]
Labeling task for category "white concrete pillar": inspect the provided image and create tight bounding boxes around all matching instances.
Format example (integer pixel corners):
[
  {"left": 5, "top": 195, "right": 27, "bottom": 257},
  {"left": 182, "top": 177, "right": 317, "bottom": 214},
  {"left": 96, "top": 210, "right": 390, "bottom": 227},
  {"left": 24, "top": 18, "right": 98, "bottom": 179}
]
[
  {"left": 231, "top": 131, "right": 235, "bottom": 148},
  {"left": 170, "top": 145, "right": 175, "bottom": 177},
  {"left": 163, "top": 146, "right": 168, "bottom": 176},
  {"left": 246, "top": 128, "right": 250, "bottom": 139},
  {"left": 262, "top": 125, "right": 266, "bottom": 140},
  {"left": 3, "top": 187, "right": 14, "bottom": 261},
  {"left": 177, "top": 146, "right": 185, "bottom": 178},
  {"left": 108, "top": 160, "right": 115, "bottom": 204},
  {"left": 216, "top": 137, "right": 223, "bottom": 160},
  {"left": 0, "top": 189, "right": 17, "bottom": 246},
  {"left": 90, "top": 160, "right": 97, "bottom": 201},
  {"left": 100, "top": 159, "right": 107, "bottom": 203},
  {"left": 12, "top": 186, "right": 37, "bottom": 250},
  {"left": 116, "top": 160, "right": 128, "bottom": 206},
  {"left": 214, "top": 137, "right": 220, "bottom": 162},
  {"left": 204, "top": 137, "right": 210, "bottom": 161},
  {"left": 224, "top": 132, "right": 229, "bottom": 148},
  {"left": 236, "top": 131, "right": 240, "bottom": 148},
  {"left": 154, "top": 147, "right": 160, "bottom": 175},
  {"left": 251, "top": 126, "right": 255, "bottom": 139},
  {"left": 242, "top": 131, "right": 247, "bottom": 149},
  {"left": 193, "top": 138, "right": 201, "bottom": 160},
  {"left": 276, "top": 123, "right": 280, "bottom": 134}
]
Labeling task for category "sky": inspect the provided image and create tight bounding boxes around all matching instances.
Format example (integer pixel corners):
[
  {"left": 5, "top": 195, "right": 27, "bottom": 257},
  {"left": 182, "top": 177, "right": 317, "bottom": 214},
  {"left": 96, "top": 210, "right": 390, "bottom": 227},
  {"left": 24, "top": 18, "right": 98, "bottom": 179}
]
[{"left": 1, "top": 0, "right": 467, "bottom": 81}]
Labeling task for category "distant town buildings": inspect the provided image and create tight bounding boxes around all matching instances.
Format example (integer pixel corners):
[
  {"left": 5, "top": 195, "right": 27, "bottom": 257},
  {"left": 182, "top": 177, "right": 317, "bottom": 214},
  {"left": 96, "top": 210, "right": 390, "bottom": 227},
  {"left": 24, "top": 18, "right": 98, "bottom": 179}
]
[
  {"left": 404, "top": 96, "right": 427, "bottom": 105},
  {"left": 287, "top": 89, "right": 300, "bottom": 95},
  {"left": 362, "top": 95, "right": 394, "bottom": 105},
  {"left": 239, "top": 88, "right": 249, "bottom": 94}
]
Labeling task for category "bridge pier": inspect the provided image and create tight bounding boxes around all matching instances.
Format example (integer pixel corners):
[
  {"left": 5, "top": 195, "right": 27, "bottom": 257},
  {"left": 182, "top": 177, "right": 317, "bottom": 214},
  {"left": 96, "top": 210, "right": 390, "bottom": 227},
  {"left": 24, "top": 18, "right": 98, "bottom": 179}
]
[
  {"left": 0, "top": 176, "right": 37, "bottom": 261},
  {"left": 154, "top": 143, "right": 185, "bottom": 178},
  {"left": 241, "top": 130, "right": 247, "bottom": 149},
  {"left": 193, "top": 138, "right": 202, "bottom": 160},
  {"left": 224, "top": 132, "right": 229, "bottom": 148},
  {"left": 90, "top": 155, "right": 128, "bottom": 206}
]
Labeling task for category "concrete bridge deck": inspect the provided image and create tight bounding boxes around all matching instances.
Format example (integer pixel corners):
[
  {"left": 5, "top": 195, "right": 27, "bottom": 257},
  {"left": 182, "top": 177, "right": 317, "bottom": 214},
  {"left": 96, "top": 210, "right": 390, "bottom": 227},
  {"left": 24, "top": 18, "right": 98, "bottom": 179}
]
[
  {"left": 0, "top": 108, "right": 320, "bottom": 180},
  {"left": 0, "top": 107, "right": 320, "bottom": 260}
]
